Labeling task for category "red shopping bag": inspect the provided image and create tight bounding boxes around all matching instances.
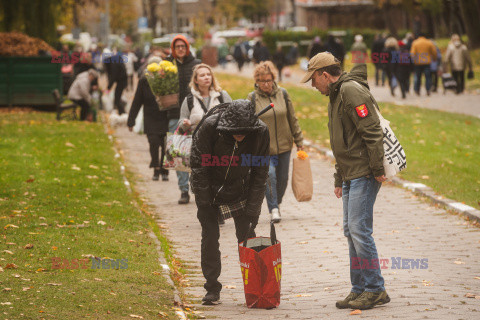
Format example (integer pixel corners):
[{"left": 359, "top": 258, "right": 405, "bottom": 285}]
[{"left": 238, "top": 222, "right": 282, "bottom": 309}]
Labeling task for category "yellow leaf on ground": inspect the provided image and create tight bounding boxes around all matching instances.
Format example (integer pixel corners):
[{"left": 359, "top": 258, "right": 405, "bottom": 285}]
[
  {"left": 4, "top": 224, "right": 19, "bottom": 229},
  {"left": 350, "top": 309, "right": 362, "bottom": 315}
]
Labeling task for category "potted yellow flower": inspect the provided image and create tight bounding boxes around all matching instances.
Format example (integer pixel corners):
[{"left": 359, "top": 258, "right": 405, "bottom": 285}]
[{"left": 145, "top": 60, "right": 179, "bottom": 110}]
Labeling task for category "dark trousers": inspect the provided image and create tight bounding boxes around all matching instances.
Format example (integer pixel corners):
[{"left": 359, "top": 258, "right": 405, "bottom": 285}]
[
  {"left": 146, "top": 133, "right": 168, "bottom": 174},
  {"left": 396, "top": 67, "right": 411, "bottom": 99},
  {"left": 127, "top": 75, "right": 134, "bottom": 91},
  {"left": 114, "top": 82, "right": 127, "bottom": 114},
  {"left": 452, "top": 70, "right": 465, "bottom": 93},
  {"left": 374, "top": 63, "right": 385, "bottom": 86},
  {"left": 72, "top": 99, "right": 90, "bottom": 121},
  {"left": 197, "top": 206, "right": 256, "bottom": 293},
  {"left": 414, "top": 65, "right": 432, "bottom": 94},
  {"left": 431, "top": 70, "right": 439, "bottom": 92}
]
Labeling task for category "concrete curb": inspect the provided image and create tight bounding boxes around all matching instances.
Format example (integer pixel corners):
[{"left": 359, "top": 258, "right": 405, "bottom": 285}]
[
  {"left": 304, "top": 140, "right": 480, "bottom": 224},
  {"left": 102, "top": 113, "right": 188, "bottom": 320}
]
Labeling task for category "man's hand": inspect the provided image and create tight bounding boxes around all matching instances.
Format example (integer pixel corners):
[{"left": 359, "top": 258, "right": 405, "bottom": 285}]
[
  {"left": 297, "top": 145, "right": 304, "bottom": 151},
  {"left": 128, "top": 126, "right": 133, "bottom": 132},
  {"left": 334, "top": 187, "right": 342, "bottom": 198},
  {"left": 375, "top": 175, "right": 387, "bottom": 183}
]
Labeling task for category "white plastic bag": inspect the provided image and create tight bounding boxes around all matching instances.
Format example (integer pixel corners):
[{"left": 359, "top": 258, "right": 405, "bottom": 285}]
[
  {"left": 101, "top": 90, "right": 114, "bottom": 113},
  {"left": 133, "top": 107, "right": 144, "bottom": 133}
]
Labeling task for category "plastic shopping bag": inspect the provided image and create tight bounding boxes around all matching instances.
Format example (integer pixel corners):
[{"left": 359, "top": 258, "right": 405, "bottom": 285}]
[
  {"left": 163, "top": 129, "right": 192, "bottom": 172},
  {"left": 238, "top": 223, "right": 282, "bottom": 309}
]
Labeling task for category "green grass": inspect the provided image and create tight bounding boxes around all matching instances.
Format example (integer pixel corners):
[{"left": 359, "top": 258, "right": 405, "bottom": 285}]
[
  {"left": 216, "top": 73, "right": 480, "bottom": 210},
  {"left": 0, "top": 111, "right": 176, "bottom": 319}
]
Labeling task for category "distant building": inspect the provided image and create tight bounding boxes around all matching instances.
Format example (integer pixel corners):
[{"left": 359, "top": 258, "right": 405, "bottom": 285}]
[{"left": 295, "top": 0, "right": 405, "bottom": 30}]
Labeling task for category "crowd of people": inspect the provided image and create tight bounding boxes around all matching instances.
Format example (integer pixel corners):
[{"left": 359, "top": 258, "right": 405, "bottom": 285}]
[{"left": 60, "top": 30, "right": 474, "bottom": 309}]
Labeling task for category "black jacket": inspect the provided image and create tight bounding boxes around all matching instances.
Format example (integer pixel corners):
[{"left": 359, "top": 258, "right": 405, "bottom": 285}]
[
  {"left": 165, "top": 54, "right": 201, "bottom": 120},
  {"left": 190, "top": 100, "right": 270, "bottom": 217},
  {"left": 106, "top": 54, "right": 127, "bottom": 90},
  {"left": 127, "top": 76, "right": 168, "bottom": 134}
]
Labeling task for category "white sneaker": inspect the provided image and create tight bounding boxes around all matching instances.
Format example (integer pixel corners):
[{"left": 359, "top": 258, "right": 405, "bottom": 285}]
[{"left": 271, "top": 208, "right": 281, "bottom": 223}]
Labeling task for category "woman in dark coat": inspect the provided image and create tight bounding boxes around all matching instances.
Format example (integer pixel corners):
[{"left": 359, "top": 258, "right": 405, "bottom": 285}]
[
  {"left": 190, "top": 99, "right": 270, "bottom": 305},
  {"left": 127, "top": 57, "right": 169, "bottom": 181}
]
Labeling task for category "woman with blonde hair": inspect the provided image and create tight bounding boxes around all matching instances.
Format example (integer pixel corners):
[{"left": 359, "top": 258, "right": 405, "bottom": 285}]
[
  {"left": 178, "top": 63, "right": 232, "bottom": 132},
  {"left": 247, "top": 61, "right": 303, "bottom": 223}
]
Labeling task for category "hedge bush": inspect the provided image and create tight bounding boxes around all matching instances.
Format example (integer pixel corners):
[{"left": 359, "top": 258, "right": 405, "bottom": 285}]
[{"left": 262, "top": 29, "right": 409, "bottom": 56}]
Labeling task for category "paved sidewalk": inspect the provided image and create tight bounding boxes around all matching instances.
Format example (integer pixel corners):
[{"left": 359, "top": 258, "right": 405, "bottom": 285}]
[
  {"left": 214, "top": 62, "right": 480, "bottom": 118},
  {"left": 114, "top": 126, "right": 480, "bottom": 320}
]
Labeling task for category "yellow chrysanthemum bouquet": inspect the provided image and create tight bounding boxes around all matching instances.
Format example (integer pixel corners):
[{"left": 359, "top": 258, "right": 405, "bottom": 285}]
[{"left": 145, "top": 60, "right": 179, "bottom": 110}]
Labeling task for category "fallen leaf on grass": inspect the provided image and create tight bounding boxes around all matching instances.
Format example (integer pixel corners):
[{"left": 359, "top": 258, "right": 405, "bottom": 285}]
[
  {"left": 3, "top": 250, "right": 14, "bottom": 255},
  {"left": 47, "top": 283, "right": 62, "bottom": 286},
  {"left": 0, "top": 267, "right": 4, "bottom": 272},
  {"left": 1, "top": 302, "right": 12, "bottom": 305},
  {"left": 24, "top": 244, "right": 33, "bottom": 249},
  {"left": 97, "top": 221, "right": 106, "bottom": 225},
  {"left": 421, "top": 175, "right": 430, "bottom": 180},
  {"left": 26, "top": 178, "right": 35, "bottom": 183},
  {"left": 23, "top": 287, "right": 31, "bottom": 291},
  {"left": 5, "top": 263, "right": 18, "bottom": 269},
  {"left": 2, "top": 288, "right": 12, "bottom": 291},
  {"left": 65, "top": 142, "right": 75, "bottom": 148},
  {"left": 350, "top": 309, "right": 362, "bottom": 315},
  {"left": 71, "top": 165, "right": 81, "bottom": 171},
  {"left": 4, "top": 224, "right": 19, "bottom": 229},
  {"left": 89, "top": 165, "right": 99, "bottom": 169},
  {"left": 129, "top": 315, "right": 144, "bottom": 319}
]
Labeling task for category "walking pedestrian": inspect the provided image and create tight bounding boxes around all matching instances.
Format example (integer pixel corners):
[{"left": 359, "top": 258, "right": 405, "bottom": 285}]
[
  {"left": 125, "top": 48, "right": 138, "bottom": 91},
  {"left": 371, "top": 34, "right": 386, "bottom": 86},
  {"left": 350, "top": 34, "right": 368, "bottom": 64},
  {"left": 302, "top": 52, "right": 390, "bottom": 310},
  {"left": 444, "top": 34, "right": 473, "bottom": 94},
  {"left": 233, "top": 39, "right": 247, "bottom": 72},
  {"left": 105, "top": 52, "right": 128, "bottom": 114},
  {"left": 127, "top": 56, "right": 169, "bottom": 182},
  {"left": 410, "top": 33, "right": 437, "bottom": 96},
  {"left": 247, "top": 61, "right": 304, "bottom": 223},
  {"left": 165, "top": 34, "right": 201, "bottom": 204},
  {"left": 190, "top": 99, "right": 270, "bottom": 305},
  {"left": 384, "top": 37, "right": 399, "bottom": 97},
  {"left": 178, "top": 63, "right": 232, "bottom": 133},
  {"left": 272, "top": 45, "right": 286, "bottom": 82},
  {"left": 308, "top": 36, "right": 326, "bottom": 59}
]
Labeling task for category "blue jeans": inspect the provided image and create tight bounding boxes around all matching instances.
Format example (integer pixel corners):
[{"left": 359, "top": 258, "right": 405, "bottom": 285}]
[
  {"left": 169, "top": 119, "right": 189, "bottom": 193},
  {"left": 414, "top": 65, "right": 432, "bottom": 93},
  {"left": 342, "top": 175, "right": 385, "bottom": 293},
  {"left": 265, "top": 151, "right": 291, "bottom": 212}
]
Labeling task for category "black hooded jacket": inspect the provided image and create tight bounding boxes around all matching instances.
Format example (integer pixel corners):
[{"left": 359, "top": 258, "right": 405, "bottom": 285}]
[{"left": 190, "top": 100, "right": 270, "bottom": 217}]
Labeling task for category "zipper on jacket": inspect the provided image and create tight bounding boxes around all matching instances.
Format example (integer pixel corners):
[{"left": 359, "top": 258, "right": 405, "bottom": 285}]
[{"left": 213, "top": 140, "right": 238, "bottom": 205}]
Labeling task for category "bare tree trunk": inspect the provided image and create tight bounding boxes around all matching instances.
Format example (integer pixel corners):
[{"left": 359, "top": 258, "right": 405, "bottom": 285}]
[
  {"left": 382, "top": 2, "right": 397, "bottom": 37},
  {"left": 148, "top": 0, "right": 158, "bottom": 36},
  {"left": 459, "top": 0, "right": 480, "bottom": 48}
]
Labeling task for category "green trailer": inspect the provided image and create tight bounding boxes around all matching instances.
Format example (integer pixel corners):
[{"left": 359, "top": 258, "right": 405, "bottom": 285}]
[{"left": 0, "top": 56, "right": 62, "bottom": 106}]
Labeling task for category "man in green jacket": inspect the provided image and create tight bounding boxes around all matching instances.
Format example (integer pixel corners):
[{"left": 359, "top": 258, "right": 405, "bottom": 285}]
[{"left": 302, "top": 52, "right": 390, "bottom": 310}]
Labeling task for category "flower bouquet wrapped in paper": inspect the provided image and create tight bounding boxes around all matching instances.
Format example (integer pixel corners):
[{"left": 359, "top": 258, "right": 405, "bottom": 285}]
[{"left": 145, "top": 60, "right": 179, "bottom": 110}]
